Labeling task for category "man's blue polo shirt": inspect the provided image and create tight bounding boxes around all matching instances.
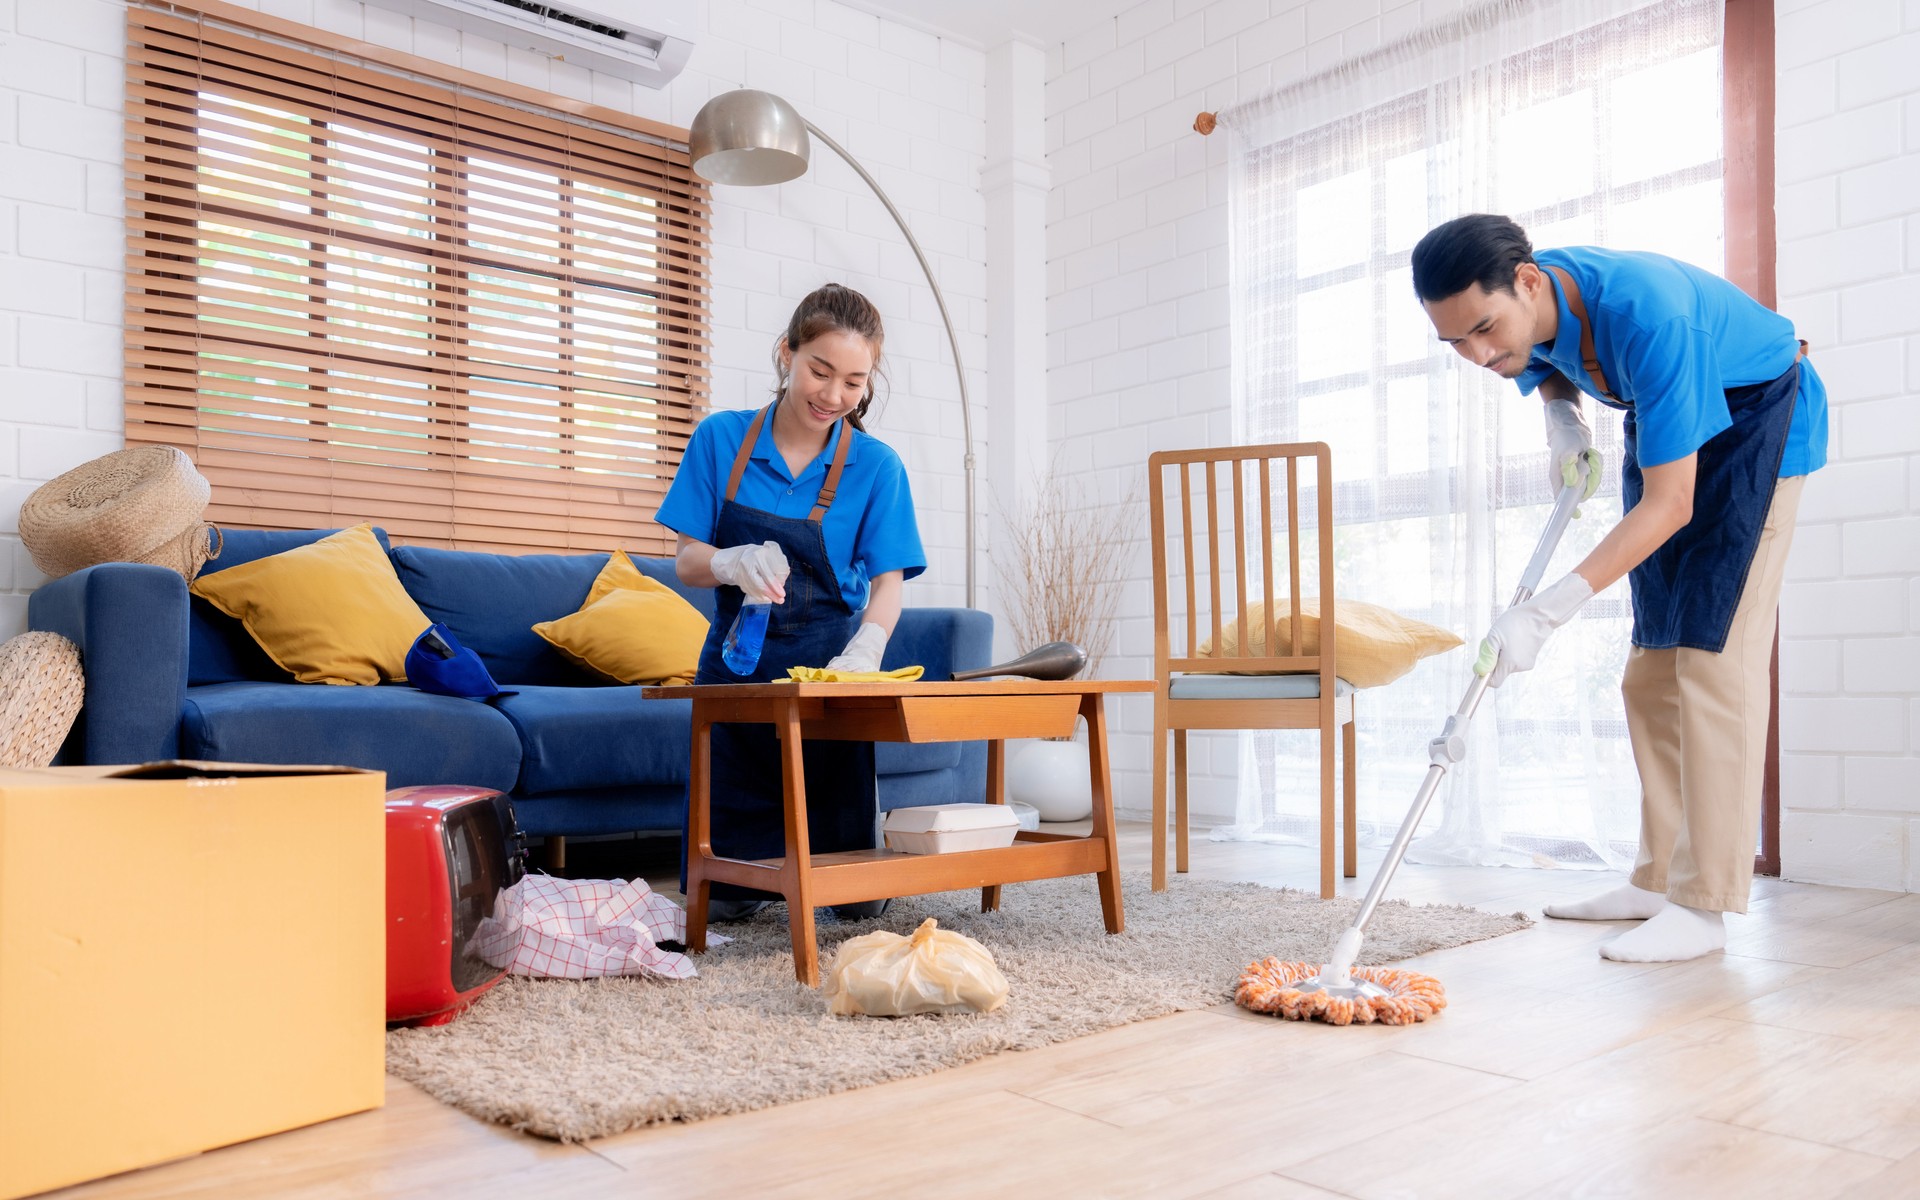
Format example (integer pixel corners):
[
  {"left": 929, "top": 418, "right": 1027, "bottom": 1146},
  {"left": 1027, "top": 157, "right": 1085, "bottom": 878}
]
[
  {"left": 1516, "top": 246, "right": 1827, "bottom": 476},
  {"left": 655, "top": 405, "right": 926, "bottom": 613}
]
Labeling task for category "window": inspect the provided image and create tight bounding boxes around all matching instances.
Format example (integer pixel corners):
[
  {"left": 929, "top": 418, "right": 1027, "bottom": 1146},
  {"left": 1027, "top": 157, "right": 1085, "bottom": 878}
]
[
  {"left": 124, "top": 2, "right": 710, "bottom": 554},
  {"left": 1223, "top": 0, "right": 1724, "bottom": 867}
]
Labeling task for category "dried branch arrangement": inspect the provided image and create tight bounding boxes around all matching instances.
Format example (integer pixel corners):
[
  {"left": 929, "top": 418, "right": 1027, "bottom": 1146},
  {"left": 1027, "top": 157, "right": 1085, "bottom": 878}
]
[{"left": 998, "top": 470, "right": 1131, "bottom": 679}]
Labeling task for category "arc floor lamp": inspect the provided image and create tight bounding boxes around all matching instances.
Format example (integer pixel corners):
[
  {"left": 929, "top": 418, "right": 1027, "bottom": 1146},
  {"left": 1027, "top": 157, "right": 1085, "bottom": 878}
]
[{"left": 687, "top": 89, "right": 977, "bottom": 607}]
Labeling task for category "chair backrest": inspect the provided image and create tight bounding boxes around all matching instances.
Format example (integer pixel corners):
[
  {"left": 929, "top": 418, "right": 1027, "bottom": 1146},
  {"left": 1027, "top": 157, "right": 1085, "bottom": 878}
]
[{"left": 1147, "top": 443, "right": 1336, "bottom": 685}]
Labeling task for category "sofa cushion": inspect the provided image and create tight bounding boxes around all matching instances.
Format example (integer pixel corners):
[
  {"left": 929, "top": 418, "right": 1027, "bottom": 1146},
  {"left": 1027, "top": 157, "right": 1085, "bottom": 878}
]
[
  {"left": 878, "top": 767, "right": 981, "bottom": 811},
  {"left": 875, "top": 740, "right": 961, "bottom": 775},
  {"left": 508, "top": 783, "right": 689, "bottom": 838},
  {"left": 490, "top": 685, "right": 693, "bottom": 794},
  {"left": 391, "top": 547, "right": 715, "bottom": 687},
  {"left": 190, "top": 527, "right": 394, "bottom": 686},
  {"left": 180, "top": 680, "right": 521, "bottom": 793}
]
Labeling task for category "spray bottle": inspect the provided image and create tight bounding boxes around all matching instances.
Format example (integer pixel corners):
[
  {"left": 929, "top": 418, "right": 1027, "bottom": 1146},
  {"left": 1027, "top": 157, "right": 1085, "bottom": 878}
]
[{"left": 721, "top": 543, "right": 789, "bottom": 675}]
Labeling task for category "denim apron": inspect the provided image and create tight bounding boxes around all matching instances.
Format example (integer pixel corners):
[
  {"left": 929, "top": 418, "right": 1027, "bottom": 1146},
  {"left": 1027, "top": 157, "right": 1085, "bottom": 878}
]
[
  {"left": 1618, "top": 363, "right": 1799, "bottom": 651},
  {"left": 684, "top": 403, "right": 873, "bottom": 900},
  {"left": 1545, "top": 266, "right": 1803, "bottom": 653}
]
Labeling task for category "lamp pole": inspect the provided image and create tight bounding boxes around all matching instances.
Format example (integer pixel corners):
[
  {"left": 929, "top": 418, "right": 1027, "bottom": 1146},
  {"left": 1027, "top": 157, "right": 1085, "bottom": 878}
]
[{"left": 800, "top": 121, "right": 975, "bottom": 608}]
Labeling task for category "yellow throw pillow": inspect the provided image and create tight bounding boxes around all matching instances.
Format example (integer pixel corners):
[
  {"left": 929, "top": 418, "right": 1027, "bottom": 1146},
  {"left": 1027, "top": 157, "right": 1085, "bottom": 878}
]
[
  {"left": 532, "top": 553, "right": 708, "bottom": 685},
  {"left": 583, "top": 547, "right": 653, "bottom": 608},
  {"left": 1195, "top": 597, "right": 1463, "bottom": 689},
  {"left": 188, "top": 524, "right": 431, "bottom": 685}
]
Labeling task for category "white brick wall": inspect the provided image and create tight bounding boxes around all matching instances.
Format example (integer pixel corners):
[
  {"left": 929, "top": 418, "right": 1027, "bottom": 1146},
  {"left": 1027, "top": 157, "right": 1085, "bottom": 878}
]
[
  {"left": 0, "top": 0, "right": 987, "bottom": 640},
  {"left": 1776, "top": 0, "right": 1920, "bottom": 892}
]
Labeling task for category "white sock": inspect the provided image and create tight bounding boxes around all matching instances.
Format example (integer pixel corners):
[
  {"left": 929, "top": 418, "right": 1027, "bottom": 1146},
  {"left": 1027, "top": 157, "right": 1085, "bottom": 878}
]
[
  {"left": 1542, "top": 882, "right": 1668, "bottom": 921},
  {"left": 1598, "top": 902, "right": 1726, "bottom": 962}
]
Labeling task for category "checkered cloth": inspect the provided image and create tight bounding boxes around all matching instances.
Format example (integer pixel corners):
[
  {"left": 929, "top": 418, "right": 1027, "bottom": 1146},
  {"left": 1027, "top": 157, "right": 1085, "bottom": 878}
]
[{"left": 469, "top": 875, "right": 727, "bottom": 980}]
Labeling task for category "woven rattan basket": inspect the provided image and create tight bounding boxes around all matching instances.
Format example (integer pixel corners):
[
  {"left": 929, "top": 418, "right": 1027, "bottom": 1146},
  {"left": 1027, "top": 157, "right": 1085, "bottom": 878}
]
[
  {"left": 19, "top": 446, "right": 217, "bottom": 581},
  {"left": 0, "top": 631, "right": 84, "bottom": 768}
]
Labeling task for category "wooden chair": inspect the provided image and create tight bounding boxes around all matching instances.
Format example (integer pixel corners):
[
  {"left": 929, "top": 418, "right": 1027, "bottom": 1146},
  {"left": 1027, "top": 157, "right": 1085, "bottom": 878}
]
[{"left": 1147, "top": 443, "right": 1356, "bottom": 899}]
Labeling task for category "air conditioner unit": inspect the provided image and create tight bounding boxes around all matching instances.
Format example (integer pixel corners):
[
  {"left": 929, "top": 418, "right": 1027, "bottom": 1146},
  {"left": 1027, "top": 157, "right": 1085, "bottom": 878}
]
[{"left": 361, "top": 0, "right": 695, "bottom": 88}]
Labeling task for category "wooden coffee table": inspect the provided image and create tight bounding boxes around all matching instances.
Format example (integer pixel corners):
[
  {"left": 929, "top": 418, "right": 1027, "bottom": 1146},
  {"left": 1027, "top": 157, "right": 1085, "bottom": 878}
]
[{"left": 641, "top": 679, "right": 1153, "bottom": 985}]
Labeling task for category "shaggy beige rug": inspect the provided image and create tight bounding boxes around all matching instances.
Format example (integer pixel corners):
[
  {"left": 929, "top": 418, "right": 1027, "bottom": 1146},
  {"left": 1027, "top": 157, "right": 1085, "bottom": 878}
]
[{"left": 386, "top": 872, "right": 1529, "bottom": 1141}]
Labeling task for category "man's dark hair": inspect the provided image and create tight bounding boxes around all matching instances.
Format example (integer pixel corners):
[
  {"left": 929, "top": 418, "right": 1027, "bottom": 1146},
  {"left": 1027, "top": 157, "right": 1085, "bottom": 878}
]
[{"left": 1411, "top": 214, "right": 1535, "bottom": 301}]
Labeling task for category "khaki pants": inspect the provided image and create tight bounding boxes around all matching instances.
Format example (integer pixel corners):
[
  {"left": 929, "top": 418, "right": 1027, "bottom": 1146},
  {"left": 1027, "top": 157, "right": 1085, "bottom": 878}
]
[{"left": 1622, "top": 474, "right": 1805, "bottom": 914}]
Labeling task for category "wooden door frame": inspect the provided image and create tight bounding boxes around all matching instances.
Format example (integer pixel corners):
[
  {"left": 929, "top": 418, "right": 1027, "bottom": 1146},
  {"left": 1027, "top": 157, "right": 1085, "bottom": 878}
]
[{"left": 1723, "top": 0, "right": 1781, "bottom": 875}]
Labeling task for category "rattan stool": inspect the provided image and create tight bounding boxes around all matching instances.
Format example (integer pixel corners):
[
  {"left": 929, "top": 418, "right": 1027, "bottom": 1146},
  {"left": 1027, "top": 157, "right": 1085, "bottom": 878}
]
[
  {"left": 0, "top": 632, "right": 84, "bottom": 768},
  {"left": 19, "top": 445, "right": 217, "bottom": 581}
]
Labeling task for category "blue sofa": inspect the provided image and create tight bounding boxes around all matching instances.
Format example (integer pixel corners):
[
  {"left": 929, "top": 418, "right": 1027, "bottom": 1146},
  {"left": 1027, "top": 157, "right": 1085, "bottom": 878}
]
[{"left": 28, "top": 527, "right": 994, "bottom": 839}]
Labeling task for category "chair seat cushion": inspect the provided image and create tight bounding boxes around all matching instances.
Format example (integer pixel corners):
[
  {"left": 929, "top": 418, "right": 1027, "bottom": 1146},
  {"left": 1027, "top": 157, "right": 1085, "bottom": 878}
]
[
  {"left": 491, "top": 685, "right": 693, "bottom": 794},
  {"left": 1169, "top": 673, "right": 1355, "bottom": 700},
  {"left": 180, "top": 680, "right": 521, "bottom": 792}
]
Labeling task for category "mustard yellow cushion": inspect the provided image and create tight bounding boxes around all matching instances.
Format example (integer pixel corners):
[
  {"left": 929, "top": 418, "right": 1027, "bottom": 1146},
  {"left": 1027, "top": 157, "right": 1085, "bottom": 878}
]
[
  {"left": 188, "top": 524, "right": 431, "bottom": 685},
  {"left": 532, "top": 551, "right": 708, "bottom": 685},
  {"left": 1195, "top": 598, "right": 1463, "bottom": 689},
  {"left": 583, "top": 546, "right": 652, "bottom": 607}
]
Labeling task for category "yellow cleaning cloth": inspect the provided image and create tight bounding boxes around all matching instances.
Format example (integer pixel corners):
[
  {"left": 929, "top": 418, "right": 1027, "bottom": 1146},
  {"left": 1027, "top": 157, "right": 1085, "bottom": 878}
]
[{"left": 787, "top": 665, "right": 925, "bottom": 683}]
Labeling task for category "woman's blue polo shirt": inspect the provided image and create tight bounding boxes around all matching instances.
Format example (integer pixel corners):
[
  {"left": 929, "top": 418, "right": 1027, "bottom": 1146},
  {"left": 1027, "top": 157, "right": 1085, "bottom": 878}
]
[
  {"left": 1516, "top": 246, "right": 1828, "bottom": 477},
  {"left": 654, "top": 405, "right": 926, "bottom": 613}
]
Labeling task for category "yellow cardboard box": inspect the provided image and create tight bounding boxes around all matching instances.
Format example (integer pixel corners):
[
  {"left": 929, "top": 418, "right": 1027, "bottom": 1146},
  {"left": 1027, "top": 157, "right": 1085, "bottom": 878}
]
[{"left": 0, "top": 762, "right": 386, "bottom": 1200}]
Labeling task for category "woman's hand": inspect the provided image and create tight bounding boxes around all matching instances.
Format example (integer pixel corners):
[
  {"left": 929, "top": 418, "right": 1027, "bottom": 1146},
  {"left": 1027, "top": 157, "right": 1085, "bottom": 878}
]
[
  {"left": 710, "top": 541, "right": 790, "bottom": 603},
  {"left": 678, "top": 535, "right": 789, "bottom": 603},
  {"left": 825, "top": 623, "right": 889, "bottom": 673}
]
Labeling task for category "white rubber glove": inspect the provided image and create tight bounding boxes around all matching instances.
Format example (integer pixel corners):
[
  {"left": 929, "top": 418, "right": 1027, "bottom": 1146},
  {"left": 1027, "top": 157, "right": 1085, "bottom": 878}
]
[
  {"left": 1544, "top": 396, "right": 1603, "bottom": 505},
  {"left": 824, "top": 622, "right": 889, "bottom": 674},
  {"left": 709, "top": 540, "right": 789, "bottom": 604},
  {"left": 1474, "top": 572, "right": 1593, "bottom": 687}
]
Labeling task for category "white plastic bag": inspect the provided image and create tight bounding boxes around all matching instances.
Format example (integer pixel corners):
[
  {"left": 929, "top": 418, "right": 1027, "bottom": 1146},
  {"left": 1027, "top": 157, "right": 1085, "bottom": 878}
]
[{"left": 824, "top": 918, "right": 1009, "bottom": 1016}]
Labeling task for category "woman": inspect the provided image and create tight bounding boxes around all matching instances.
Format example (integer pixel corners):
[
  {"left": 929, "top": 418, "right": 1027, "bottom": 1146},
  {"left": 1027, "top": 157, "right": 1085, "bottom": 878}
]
[{"left": 655, "top": 283, "right": 925, "bottom": 921}]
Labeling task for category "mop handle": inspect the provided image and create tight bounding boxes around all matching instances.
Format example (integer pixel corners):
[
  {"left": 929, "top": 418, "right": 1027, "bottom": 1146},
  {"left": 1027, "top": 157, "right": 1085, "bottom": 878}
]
[
  {"left": 1337, "top": 473, "right": 1589, "bottom": 947},
  {"left": 1516, "top": 471, "right": 1589, "bottom": 598}
]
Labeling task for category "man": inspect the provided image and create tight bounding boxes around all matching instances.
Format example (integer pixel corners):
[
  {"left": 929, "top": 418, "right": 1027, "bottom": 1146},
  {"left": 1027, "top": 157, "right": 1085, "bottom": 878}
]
[{"left": 1411, "top": 214, "right": 1826, "bottom": 963}]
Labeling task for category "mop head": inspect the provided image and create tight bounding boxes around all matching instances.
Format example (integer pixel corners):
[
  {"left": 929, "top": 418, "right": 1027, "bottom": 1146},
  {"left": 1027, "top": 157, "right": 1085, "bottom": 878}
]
[{"left": 1234, "top": 957, "right": 1447, "bottom": 1025}]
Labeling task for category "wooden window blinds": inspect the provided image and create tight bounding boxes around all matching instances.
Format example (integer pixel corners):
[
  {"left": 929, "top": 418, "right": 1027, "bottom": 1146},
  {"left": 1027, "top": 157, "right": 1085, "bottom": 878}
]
[{"left": 123, "top": 0, "right": 711, "bottom": 554}]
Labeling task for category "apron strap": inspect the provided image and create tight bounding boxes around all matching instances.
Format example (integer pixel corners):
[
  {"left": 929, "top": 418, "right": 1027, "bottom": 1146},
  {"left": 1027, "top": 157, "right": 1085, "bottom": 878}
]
[
  {"left": 808, "top": 420, "right": 852, "bottom": 522},
  {"left": 1545, "top": 265, "right": 1615, "bottom": 400},
  {"left": 723, "top": 404, "right": 773, "bottom": 504},
  {"left": 721, "top": 402, "right": 851, "bottom": 523}
]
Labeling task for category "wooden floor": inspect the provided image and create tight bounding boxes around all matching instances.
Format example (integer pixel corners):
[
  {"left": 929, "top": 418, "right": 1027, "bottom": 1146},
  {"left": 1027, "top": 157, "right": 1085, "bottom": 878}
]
[{"left": 50, "top": 824, "right": 1920, "bottom": 1200}]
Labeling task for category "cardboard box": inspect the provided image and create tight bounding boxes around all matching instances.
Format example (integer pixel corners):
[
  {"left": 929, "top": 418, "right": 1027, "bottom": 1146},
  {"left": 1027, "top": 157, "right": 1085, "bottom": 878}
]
[
  {"left": 883, "top": 802, "right": 1021, "bottom": 855},
  {"left": 0, "top": 762, "right": 386, "bottom": 1200}
]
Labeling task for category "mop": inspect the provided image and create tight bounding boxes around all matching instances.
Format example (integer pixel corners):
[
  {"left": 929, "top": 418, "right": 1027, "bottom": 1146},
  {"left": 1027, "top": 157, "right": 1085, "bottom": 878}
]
[{"left": 1236, "top": 463, "right": 1592, "bottom": 1025}]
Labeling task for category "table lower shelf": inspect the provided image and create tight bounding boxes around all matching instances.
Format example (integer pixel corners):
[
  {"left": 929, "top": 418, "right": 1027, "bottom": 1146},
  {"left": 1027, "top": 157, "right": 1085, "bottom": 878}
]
[{"left": 698, "top": 831, "right": 1107, "bottom": 908}]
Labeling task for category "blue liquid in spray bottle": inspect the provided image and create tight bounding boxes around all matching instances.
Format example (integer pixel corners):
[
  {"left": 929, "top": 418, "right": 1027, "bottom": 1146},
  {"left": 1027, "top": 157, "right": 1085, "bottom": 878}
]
[{"left": 721, "top": 602, "right": 771, "bottom": 674}]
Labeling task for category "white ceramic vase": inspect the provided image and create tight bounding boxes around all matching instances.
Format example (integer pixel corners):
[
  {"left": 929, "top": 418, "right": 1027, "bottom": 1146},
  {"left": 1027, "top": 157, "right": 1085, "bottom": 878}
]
[{"left": 1006, "top": 739, "right": 1092, "bottom": 823}]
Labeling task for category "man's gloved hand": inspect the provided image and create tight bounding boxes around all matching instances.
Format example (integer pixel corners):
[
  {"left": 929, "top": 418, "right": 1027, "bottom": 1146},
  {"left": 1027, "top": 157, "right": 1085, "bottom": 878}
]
[
  {"left": 1474, "top": 572, "right": 1593, "bottom": 687},
  {"left": 824, "top": 622, "right": 889, "bottom": 673},
  {"left": 709, "top": 540, "right": 789, "bottom": 604},
  {"left": 1544, "top": 396, "right": 1604, "bottom": 506}
]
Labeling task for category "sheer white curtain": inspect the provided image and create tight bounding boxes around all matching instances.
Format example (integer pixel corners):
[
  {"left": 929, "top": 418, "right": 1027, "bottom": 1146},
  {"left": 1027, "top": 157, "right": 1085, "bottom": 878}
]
[{"left": 1218, "top": 0, "right": 1725, "bottom": 869}]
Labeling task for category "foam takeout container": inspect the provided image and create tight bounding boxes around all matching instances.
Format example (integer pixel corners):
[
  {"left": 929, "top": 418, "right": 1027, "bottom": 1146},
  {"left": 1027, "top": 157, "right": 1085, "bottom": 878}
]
[{"left": 882, "top": 802, "right": 1020, "bottom": 854}]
